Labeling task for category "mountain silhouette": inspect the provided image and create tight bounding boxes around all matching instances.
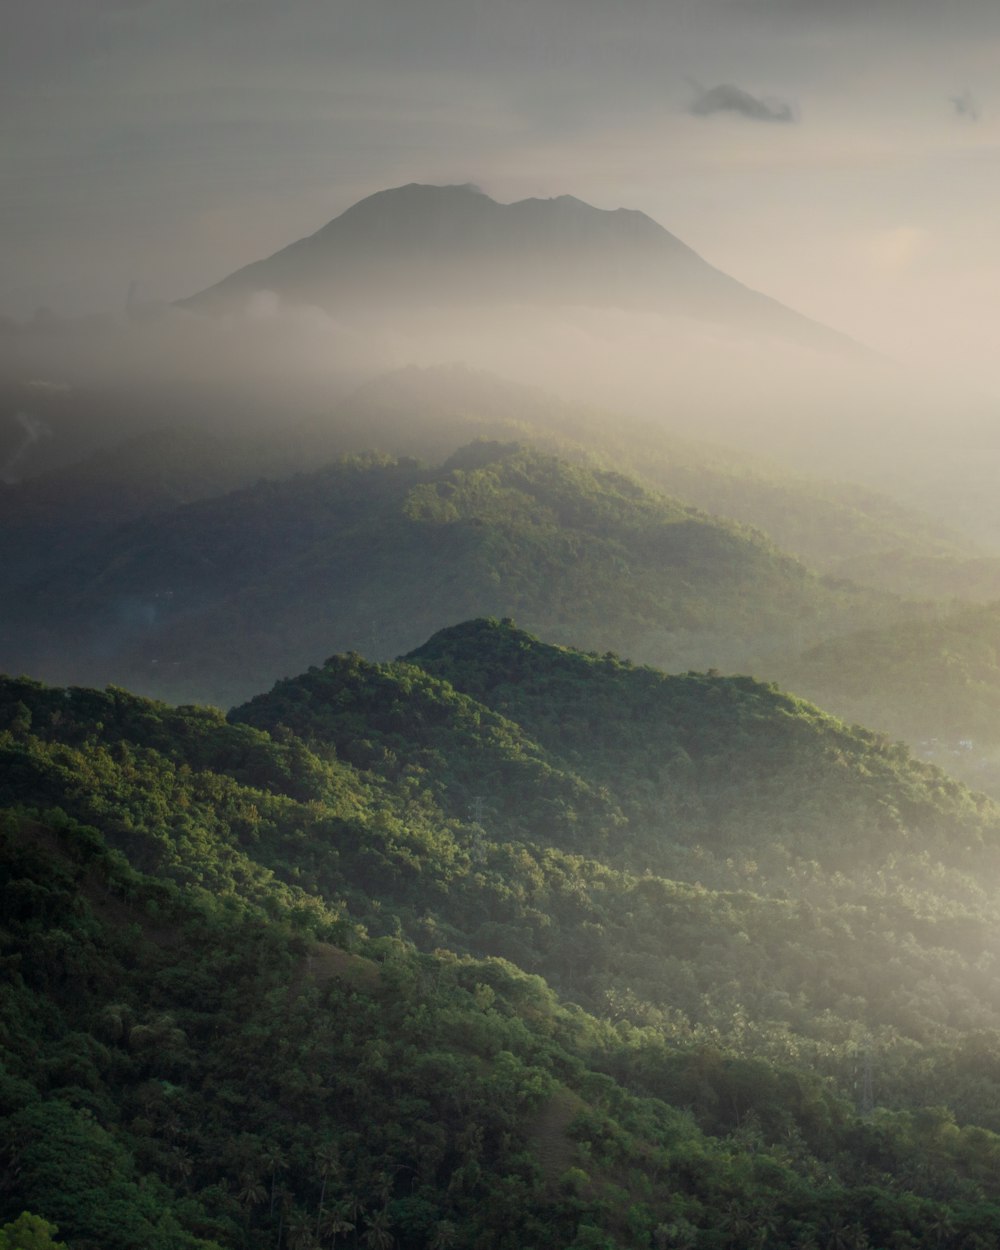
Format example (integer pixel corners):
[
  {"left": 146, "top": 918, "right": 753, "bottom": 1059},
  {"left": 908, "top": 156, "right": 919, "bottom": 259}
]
[{"left": 181, "top": 182, "right": 857, "bottom": 352}]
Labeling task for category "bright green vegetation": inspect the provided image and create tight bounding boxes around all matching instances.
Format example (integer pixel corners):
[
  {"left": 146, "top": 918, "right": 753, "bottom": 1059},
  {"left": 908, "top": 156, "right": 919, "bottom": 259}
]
[
  {"left": 9, "top": 619, "right": 1000, "bottom": 1246},
  {"left": 5, "top": 441, "right": 907, "bottom": 709},
  {"left": 0, "top": 1211, "right": 67, "bottom": 1249}
]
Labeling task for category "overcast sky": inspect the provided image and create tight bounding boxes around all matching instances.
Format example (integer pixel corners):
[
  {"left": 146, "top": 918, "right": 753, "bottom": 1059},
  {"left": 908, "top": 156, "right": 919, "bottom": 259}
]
[{"left": 5, "top": 0, "right": 1000, "bottom": 389}]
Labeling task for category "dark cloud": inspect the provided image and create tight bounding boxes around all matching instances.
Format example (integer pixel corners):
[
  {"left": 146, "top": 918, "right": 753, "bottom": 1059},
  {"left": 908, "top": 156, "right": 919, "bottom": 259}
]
[
  {"left": 950, "top": 90, "right": 981, "bottom": 121},
  {"left": 689, "top": 83, "right": 798, "bottom": 123}
]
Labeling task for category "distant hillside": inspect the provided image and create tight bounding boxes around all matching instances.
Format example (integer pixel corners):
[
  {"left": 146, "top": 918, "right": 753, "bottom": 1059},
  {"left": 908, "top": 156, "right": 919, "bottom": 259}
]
[
  {"left": 307, "top": 364, "right": 990, "bottom": 599},
  {"left": 236, "top": 618, "right": 992, "bottom": 890},
  {"left": 778, "top": 600, "right": 1000, "bottom": 794},
  {"left": 0, "top": 427, "right": 293, "bottom": 591},
  {"left": 4, "top": 442, "right": 902, "bottom": 707},
  {"left": 4, "top": 364, "right": 996, "bottom": 612}
]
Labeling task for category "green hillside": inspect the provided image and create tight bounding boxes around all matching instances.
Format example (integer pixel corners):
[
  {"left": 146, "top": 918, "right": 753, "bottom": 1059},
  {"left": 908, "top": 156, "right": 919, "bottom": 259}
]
[
  {"left": 9, "top": 624, "right": 1000, "bottom": 1245},
  {"left": 6, "top": 442, "right": 903, "bottom": 708}
]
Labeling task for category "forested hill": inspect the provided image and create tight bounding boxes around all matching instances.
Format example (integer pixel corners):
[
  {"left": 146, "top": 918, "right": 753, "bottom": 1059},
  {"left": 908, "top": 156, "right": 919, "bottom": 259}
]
[
  {"left": 235, "top": 617, "right": 994, "bottom": 888},
  {"left": 9, "top": 624, "right": 1000, "bottom": 1245},
  {"left": 4, "top": 442, "right": 904, "bottom": 708}
]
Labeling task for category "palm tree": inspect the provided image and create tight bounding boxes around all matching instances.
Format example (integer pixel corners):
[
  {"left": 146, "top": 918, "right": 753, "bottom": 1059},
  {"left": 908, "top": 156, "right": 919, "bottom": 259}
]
[
  {"left": 262, "top": 1144, "right": 288, "bottom": 1218},
  {"left": 363, "top": 1209, "right": 394, "bottom": 1250},
  {"left": 275, "top": 1189, "right": 292, "bottom": 1250},
  {"left": 288, "top": 1209, "right": 319, "bottom": 1250},
  {"left": 372, "top": 1168, "right": 396, "bottom": 1206},
  {"left": 315, "top": 1141, "right": 342, "bottom": 1238},
  {"left": 429, "top": 1220, "right": 459, "bottom": 1250},
  {"left": 822, "top": 1217, "right": 853, "bottom": 1250},
  {"left": 319, "top": 1203, "right": 355, "bottom": 1248},
  {"left": 162, "top": 1111, "right": 183, "bottom": 1142},
  {"left": 339, "top": 1194, "right": 364, "bottom": 1250},
  {"left": 723, "top": 1203, "right": 755, "bottom": 1248},
  {"left": 928, "top": 1210, "right": 957, "bottom": 1250},
  {"left": 237, "top": 1170, "right": 267, "bottom": 1211},
  {"left": 169, "top": 1145, "right": 193, "bottom": 1189}
]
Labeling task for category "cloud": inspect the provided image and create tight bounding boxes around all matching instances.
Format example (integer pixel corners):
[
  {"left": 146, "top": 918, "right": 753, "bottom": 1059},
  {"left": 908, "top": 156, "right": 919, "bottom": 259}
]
[
  {"left": 688, "top": 82, "right": 798, "bottom": 123},
  {"left": 25, "top": 378, "right": 72, "bottom": 394},
  {"left": 950, "top": 90, "right": 981, "bottom": 121},
  {"left": 1, "top": 411, "right": 53, "bottom": 483}
]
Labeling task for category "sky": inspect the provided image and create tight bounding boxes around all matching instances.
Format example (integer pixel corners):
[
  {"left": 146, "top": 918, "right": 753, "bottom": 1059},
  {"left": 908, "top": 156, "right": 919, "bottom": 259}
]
[{"left": 5, "top": 0, "right": 1000, "bottom": 391}]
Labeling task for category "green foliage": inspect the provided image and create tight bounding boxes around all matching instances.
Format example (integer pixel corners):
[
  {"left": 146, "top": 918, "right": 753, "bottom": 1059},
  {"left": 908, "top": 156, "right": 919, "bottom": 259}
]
[{"left": 0, "top": 1212, "right": 67, "bottom": 1250}]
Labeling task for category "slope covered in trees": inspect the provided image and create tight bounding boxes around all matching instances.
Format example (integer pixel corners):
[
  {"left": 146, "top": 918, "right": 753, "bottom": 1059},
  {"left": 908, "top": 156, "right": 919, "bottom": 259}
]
[{"left": 9, "top": 623, "right": 1000, "bottom": 1245}]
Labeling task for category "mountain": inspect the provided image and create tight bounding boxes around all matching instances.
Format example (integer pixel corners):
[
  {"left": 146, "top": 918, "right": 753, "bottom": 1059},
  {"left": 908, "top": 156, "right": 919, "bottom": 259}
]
[
  {"left": 10, "top": 623, "right": 1000, "bottom": 1246},
  {"left": 9, "top": 364, "right": 997, "bottom": 771},
  {"left": 180, "top": 183, "right": 857, "bottom": 354},
  {"left": 2, "top": 441, "right": 906, "bottom": 708},
  {"left": 236, "top": 617, "right": 993, "bottom": 890}
]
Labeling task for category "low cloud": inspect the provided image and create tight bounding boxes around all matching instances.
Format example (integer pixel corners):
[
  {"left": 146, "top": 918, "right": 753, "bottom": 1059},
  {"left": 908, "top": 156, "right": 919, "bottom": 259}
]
[
  {"left": 689, "top": 82, "right": 798, "bottom": 123},
  {"left": 25, "top": 379, "right": 72, "bottom": 394},
  {"left": 1, "top": 411, "right": 53, "bottom": 484}
]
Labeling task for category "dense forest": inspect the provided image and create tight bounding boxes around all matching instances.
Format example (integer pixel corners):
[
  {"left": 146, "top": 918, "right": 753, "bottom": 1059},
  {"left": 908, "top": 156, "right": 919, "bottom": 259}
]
[{"left": 8, "top": 620, "right": 1000, "bottom": 1247}]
